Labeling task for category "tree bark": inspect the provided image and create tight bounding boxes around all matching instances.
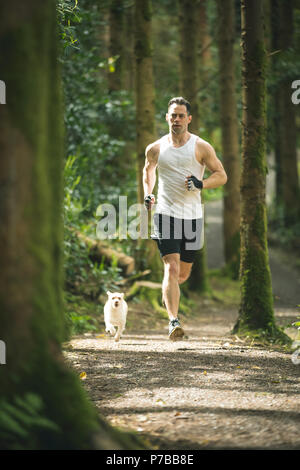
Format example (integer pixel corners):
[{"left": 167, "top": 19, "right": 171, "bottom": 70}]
[
  {"left": 233, "top": 0, "right": 289, "bottom": 343},
  {"left": 217, "top": 0, "right": 241, "bottom": 279},
  {"left": 0, "top": 0, "right": 145, "bottom": 449}
]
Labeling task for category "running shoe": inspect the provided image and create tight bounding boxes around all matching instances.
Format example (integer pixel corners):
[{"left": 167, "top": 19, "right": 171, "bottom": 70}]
[{"left": 169, "top": 318, "right": 185, "bottom": 340}]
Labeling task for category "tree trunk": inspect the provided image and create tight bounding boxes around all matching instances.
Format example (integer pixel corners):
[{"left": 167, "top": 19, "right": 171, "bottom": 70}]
[
  {"left": 233, "top": 0, "right": 289, "bottom": 343},
  {"left": 217, "top": 0, "right": 241, "bottom": 279},
  {"left": 178, "top": 0, "right": 199, "bottom": 134},
  {"left": 270, "top": 0, "right": 283, "bottom": 208},
  {"left": 277, "top": 0, "right": 300, "bottom": 226},
  {"left": 178, "top": 0, "right": 209, "bottom": 293},
  {"left": 75, "top": 231, "right": 135, "bottom": 276},
  {"left": 197, "top": 0, "right": 212, "bottom": 126},
  {"left": 124, "top": 2, "right": 136, "bottom": 92},
  {"left": 0, "top": 0, "right": 145, "bottom": 449},
  {"left": 134, "top": 0, "right": 162, "bottom": 280},
  {"left": 108, "top": 0, "right": 125, "bottom": 92}
]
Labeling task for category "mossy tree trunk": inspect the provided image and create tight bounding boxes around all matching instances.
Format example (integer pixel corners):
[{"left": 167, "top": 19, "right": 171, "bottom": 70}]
[
  {"left": 178, "top": 0, "right": 210, "bottom": 294},
  {"left": 217, "top": 0, "right": 241, "bottom": 279},
  {"left": 134, "top": 0, "right": 162, "bottom": 280},
  {"left": 0, "top": 0, "right": 145, "bottom": 449},
  {"left": 233, "top": 0, "right": 289, "bottom": 343}
]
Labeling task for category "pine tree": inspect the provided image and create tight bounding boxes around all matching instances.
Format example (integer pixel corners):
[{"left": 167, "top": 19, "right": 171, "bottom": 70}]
[
  {"left": 178, "top": 0, "right": 209, "bottom": 293},
  {"left": 217, "top": 0, "right": 241, "bottom": 279},
  {"left": 135, "top": 0, "right": 162, "bottom": 279},
  {"left": 233, "top": 0, "right": 289, "bottom": 344},
  {"left": 0, "top": 0, "right": 145, "bottom": 449}
]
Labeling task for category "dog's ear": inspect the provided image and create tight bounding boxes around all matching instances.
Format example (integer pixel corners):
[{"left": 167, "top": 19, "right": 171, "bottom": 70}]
[
  {"left": 120, "top": 293, "right": 124, "bottom": 298},
  {"left": 106, "top": 291, "right": 111, "bottom": 296}
]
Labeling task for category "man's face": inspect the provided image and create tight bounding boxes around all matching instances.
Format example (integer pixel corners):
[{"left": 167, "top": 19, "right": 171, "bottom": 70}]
[{"left": 166, "top": 103, "right": 192, "bottom": 135}]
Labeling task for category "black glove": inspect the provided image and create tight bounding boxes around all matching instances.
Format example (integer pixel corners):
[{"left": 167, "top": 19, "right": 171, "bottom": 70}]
[
  {"left": 186, "top": 176, "right": 203, "bottom": 191},
  {"left": 144, "top": 194, "right": 155, "bottom": 210}
]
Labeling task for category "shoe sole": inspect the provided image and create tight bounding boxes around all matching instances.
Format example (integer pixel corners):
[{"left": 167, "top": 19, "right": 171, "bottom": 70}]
[{"left": 169, "top": 326, "right": 185, "bottom": 341}]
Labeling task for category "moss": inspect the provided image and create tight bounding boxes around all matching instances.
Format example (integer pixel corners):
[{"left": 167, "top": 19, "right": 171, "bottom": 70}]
[
  {"left": 236, "top": 11, "right": 286, "bottom": 345},
  {"left": 232, "top": 322, "right": 292, "bottom": 346}
]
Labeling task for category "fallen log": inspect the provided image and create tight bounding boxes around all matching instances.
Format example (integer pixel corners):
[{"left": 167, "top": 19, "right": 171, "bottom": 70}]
[
  {"left": 75, "top": 231, "right": 135, "bottom": 277},
  {"left": 115, "top": 269, "right": 151, "bottom": 286},
  {"left": 126, "top": 280, "right": 162, "bottom": 300}
]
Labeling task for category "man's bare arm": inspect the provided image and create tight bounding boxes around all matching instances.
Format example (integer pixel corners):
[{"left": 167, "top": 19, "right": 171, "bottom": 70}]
[
  {"left": 197, "top": 140, "right": 227, "bottom": 189},
  {"left": 143, "top": 142, "right": 159, "bottom": 197}
]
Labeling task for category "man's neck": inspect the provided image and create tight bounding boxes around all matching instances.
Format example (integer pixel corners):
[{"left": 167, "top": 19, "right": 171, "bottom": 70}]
[{"left": 168, "top": 130, "right": 191, "bottom": 147}]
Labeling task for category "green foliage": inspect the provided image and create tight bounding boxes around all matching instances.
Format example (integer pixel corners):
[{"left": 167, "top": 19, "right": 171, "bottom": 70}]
[
  {"left": 58, "top": 0, "right": 137, "bottom": 216},
  {"left": 63, "top": 156, "right": 125, "bottom": 334},
  {"left": 232, "top": 322, "right": 292, "bottom": 347},
  {"left": 64, "top": 154, "right": 89, "bottom": 286},
  {"left": 65, "top": 292, "right": 99, "bottom": 335},
  {"left": 57, "top": 0, "right": 81, "bottom": 54},
  {"left": 0, "top": 393, "right": 61, "bottom": 450}
]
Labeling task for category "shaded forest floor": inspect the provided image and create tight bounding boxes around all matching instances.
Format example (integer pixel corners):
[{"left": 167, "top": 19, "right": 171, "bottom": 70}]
[{"left": 64, "top": 199, "right": 300, "bottom": 450}]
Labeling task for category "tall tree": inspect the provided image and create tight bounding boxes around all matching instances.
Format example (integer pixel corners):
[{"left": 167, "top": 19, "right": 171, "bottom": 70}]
[
  {"left": 178, "top": 0, "right": 210, "bottom": 293},
  {"left": 178, "top": 0, "right": 200, "bottom": 132},
  {"left": 135, "top": 0, "right": 161, "bottom": 279},
  {"left": 0, "top": 0, "right": 144, "bottom": 449},
  {"left": 270, "top": 0, "right": 283, "bottom": 208},
  {"left": 108, "top": 0, "right": 125, "bottom": 92},
  {"left": 276, "top": 0, "right": 300, "bottom": 226},
  {"left": 217, "top": 0, "right": 241, "bottom": 279},
  {"left": 197, "top": 0, "right": 212, "bottom": 126},
  {"left": 124, "top": 2, "right": 136, "bottom": 92},
  {"left": 233, "top": 0, "right": 289, "bottom": 343}
]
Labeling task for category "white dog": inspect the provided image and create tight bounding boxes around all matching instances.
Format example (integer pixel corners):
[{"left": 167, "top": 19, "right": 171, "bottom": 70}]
[{"left": 104, "top": 291, "right": 128, "bottom": 342}]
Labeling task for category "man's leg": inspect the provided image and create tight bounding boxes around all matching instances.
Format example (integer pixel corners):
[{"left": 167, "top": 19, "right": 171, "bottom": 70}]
[
  {"left": 162, "top": 253, "right": 185, "bottom": 340},
  {"left": 162, "top": 253, "right": 180, "bottom": 320},
  {"left": 178, "top": 260, "right": 193, "bottom": 285},
  {"left": 161, "top": 258, "right": 193, "bottom": 313}
]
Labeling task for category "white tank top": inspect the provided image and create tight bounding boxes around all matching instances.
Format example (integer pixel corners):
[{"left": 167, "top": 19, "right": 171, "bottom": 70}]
[{"left": 155, "top": 133, "right": 205, "bottom": 219}]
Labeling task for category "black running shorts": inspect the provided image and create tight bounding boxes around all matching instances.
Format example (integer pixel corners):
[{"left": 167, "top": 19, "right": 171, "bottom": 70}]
[{"left": 151, "top": 213, "right": 203, "bottom": 263}]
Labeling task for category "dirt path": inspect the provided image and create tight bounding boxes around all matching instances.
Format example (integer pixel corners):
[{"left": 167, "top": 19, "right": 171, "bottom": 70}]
[
  {"left": 65, "top": 323, "right": 299, "bottom": 450},
  {"left": 64, "top": 200, "right": 300, "bottom": 450}
]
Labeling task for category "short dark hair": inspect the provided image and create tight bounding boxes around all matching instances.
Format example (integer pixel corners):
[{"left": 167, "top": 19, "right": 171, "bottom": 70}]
[{"left": 168, "top": 97, "right": 191, "bottom": 115}]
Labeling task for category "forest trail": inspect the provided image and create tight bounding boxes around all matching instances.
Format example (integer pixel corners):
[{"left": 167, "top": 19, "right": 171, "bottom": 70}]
[{"left": 64, "top": 198, "right": 300, "bottom": 450}]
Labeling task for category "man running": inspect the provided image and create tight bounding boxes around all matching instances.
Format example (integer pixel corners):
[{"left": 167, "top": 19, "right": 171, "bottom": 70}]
[{"left": 143, "top": 97, "right": 227, "bottom": 340}]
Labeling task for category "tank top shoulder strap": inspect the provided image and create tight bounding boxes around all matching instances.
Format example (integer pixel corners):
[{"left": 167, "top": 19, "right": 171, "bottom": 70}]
[{"left": 158, "top": 134, "right": 170, "bottom": 154}]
